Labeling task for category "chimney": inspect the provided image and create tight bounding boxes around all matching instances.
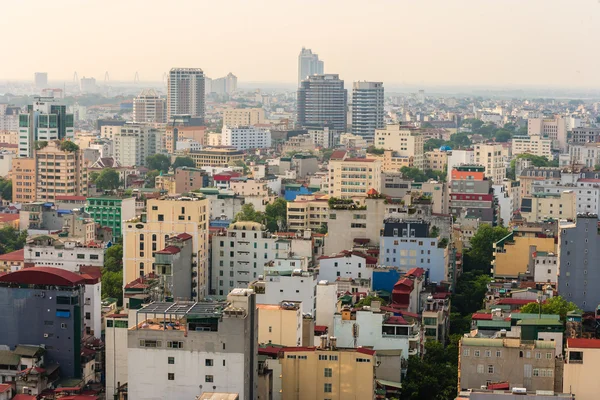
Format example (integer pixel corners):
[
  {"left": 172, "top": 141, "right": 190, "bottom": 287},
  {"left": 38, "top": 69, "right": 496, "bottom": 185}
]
[
  {"left": 320, "top": 334, "right": 328, "bottom": 349},
  {"left": 330, "top": 336, "right": 337, "bottom": 350},
  {"left": 371, "top": 300, "right": 381, "bottom": 312}
]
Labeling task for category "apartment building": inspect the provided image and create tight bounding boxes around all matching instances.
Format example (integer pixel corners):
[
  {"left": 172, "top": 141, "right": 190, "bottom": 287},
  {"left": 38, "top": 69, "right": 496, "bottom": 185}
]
[
  {"left": 123, "top": 196, "right": 209, "bottom": 299},
  {"left": 379, "top": 219, "right": 449, "bottom": 284},
  {"left": 520, "top": 191, "right": 576, "bottom": 223},
  {"left": 571, "top": 127, "right": 600, "bottom": 144},
  {"left": 518, "top": 168, "right": 561, "bottom": 199},
  {"left": 222, "top": 125, "right": 271, "bottom": 150},
  {"left": 351, "top": 81, "right": 385, "bottom": 138},
  {"left": 36, "top": 141, "right": 87, "bottom": 201},
  {"left": 474, "top": 143, "right": 507, "bottom": 184},
  {"left": 424, "top": 149, "right": 448, "bottom": 172},
  {"left": 24, "top": 235, "right": 104, "bottom": 271},
  {"left": 257, "top": 302, "right": 302, "bottom": 347},
  {"left": 568, "top": 143, "right": 600, "bottom": 168},
  {"left": 280, "top": 343, "right": 375, "bottom": 400},
  {"left": 563, "top": 338, "right": 600, "bottom": 400},
  {"left": 333, "top": 304, "right": 421, "bottom": 358},
  {"left": 422, "top": 295, "right": 450, "bottom": 343},
  {"left": 155, "top": 167, "right": 209, "bottom": 195},
  {"left": 374, "top": 125, "right": 424, "bottom": 170},
  {"left": 328, "top": 157, "right": 381, "bottom": 198},
  {"left": 167, "top": 67, "right": 205, "bottom": 120},
  {"left": 447, "top": 149, "right": 475, "bottom": 183},
  {"left": 286, "top": 195, "right": 329, "bottom": 231},
  {"left": 189, "top": 147, "right": 244, "bottom": 168},
  {"left": 86, "top": 196, "right": 136, "bottom": 239},
  {"left": 112, "top": 123, "right": 160, "bottom": 167},
  {"left": 127, "top": 289, "right": 257, "bottom": 400},
  {"left": 251, "top": 269, "right": 317, "bottom": 316},
  {"left": 558, "top": 216, "right": 600, "bottom": 311},
  {"left": 492, "top": 232, "right": 556, "bottom": 279},
  {"left": 450, "top": 165, "right": 498, "bottom": 225},
  {"left": 165, "top": 125, "right": 206, "bottom": 154},
  {"left": 459, "top": 337, "right": 557, "bottom": 392},
  {"left": 223, "top": 108, "right": 265, "bottom": 127},
  {"left": 297, "top": 74, "right": 347, "bottom": 131},
  {"left": 512, "top": 135, "right": 552, "bottom": 158},
  {"left": 132, "top": 89, "right": 166, "bottom": 124},
  {"left": 317, "top": 251, "right": 376, "bottom": 283},
  {"left": 11, "top": 157, "right": 36, "bottom": 203},
  {"left": 105, "top": 314, "right": 130, "bottom": 399},
  {"left": 528, "top": 117, "right": 567, "bottom": 151}
]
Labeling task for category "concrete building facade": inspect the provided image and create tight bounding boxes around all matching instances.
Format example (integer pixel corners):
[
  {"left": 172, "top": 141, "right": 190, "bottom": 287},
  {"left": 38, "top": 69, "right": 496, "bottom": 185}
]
[
  {"left": 351, "top": 81, "right": 384, "bottom": 138},
  {"left": 168, "top": 67, "right": 205, "bottom": 121},
  {"left": 297, "top": 74, "right": 347, "bottom": 131}
]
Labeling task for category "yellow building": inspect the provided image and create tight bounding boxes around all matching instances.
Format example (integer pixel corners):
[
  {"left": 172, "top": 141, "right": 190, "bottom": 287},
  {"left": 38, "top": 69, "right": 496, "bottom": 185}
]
[
  {"left": 280, "top": 343, "right": 375, "bottom": 400},
  {"left": 155, "top": 172, "right": 177, "bottom": 194},
  {"left": 11, "top": 158, "right": 36, "bottom": 203},
  {"left": 328, "top": 157, "right": 381, "bottom": 199},
  {"left": 35, "top": 140, "right": 88, "bottom": 201},
  {"left": 563, "top": 338, "right": 600, "bottom": 400},
  {"left": 520, "top": 191, "right": 576, "bottom": 223},
  {"left": 257, "top": 302, "right": 302, "bottom": 347},
  {"left": 492, "top": 233, "right": 556, "bottom": 278},
  {"left": 223, "top": 108, "right": 265, "bottom": 127},
  {"left": 374, "top": 125, "right": 424, "bottom": 170},
  {"left": 123, "top": 196, "right": 209, "bottom": 298},
  {"left": 474, "top": 143, "right": 507, "bottom": 184},
  {"left": 424, "top": 149, "right": 448, "bottom": 172},
  {"left": 287, "top": 195, "right": 329, "bottom": 231},
  {"left": 188, "top": 147, "right": 244, "bottom": 167}
]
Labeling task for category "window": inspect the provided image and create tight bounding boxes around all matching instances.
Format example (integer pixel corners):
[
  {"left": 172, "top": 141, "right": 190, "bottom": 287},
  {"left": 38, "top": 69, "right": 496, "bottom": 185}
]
[
  {"left": 496, "top": 351, "right": 502, "bottom": 357},
  {"left": 535, "top": 352, "right": 541, "bottom": 359},
  {"left": 158, "top": 214, "right": 164, "bottom": 221},
  {"left": 168, "top": 357, "right": 174, "bottom": 364},
  {"left": 324, "top": 368, "right": 332, "bottom": 377},
  {"left": 485, "top": 350, "right": 491, "bottom": 357},
  {"left": 546, "top": 352, "right": 553, "bottom": 359},
  {"left": 319, "top": 355, "right": 328, "bottom": 361},
  {"left": 488, "top": 365, "right": 494, "bottom": 374},
  {"left": 167, "top": 341, "right": 183, "bottom": 349},
  {"left": 329, "top": 355, "right": 338, "bottom": 361},
  {"left": 205, "top": 375, "right": 214, "bottom": 383},
  {"left": 205, "top": 359, "right": 213, "bottom": 367},
  {"left": 356, "top": 358, "right": 371, "bottom": 363},
  {"left": 477, "top": 364, "right": 484, "bottom": 374},
  {"left": 324, "top": 383, "right": 332, "bottom": 393},
  {"left": 569, "top": 351, "right": 583, "bottom": 363},
  {"left": 90, "top": 254, "right": 99, "bottom": 260},
  {"left": 474, "top": 350, "right": 480, "bottom": 357},
  {"left": 168, "top": 373, "right": 174, "bottom": 380},
  {"left": 140, "top": 340, "right": 161, "bottom": 348},
  {"left": 77, "top": 254, "right": 85, "bottom": 259},
  {"left": 463, "top": 349, "right": 470, "bottom": 357}
]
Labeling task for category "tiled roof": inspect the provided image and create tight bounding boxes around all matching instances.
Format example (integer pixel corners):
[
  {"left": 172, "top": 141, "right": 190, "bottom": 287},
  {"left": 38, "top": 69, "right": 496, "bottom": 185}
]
[
  {"left": 405, "top": 267, "right": 425, "bottom": 278},
  {"left": 496, "top": 298, "right": 537, "bottom": 305},
  {"left": 0, "top": 267, "right": 85, "bottom": 286},
  {"left": 472, "top": 313, "right": 493, "bottom": 320},
  {"left": 0, "top": 248, "right": 24, "bottom": 262},
  {"left": 176, "top": 233, "right": 193, "bottom": 241},
  {"left": 156, "top": 246, "right": 181, "bottom": 255},
  {"left": 0, "top": 214, "right": 19, "bottom": 222},
  {"left": 567, "top": 338, "right": 600, "bottom": 349},
  {"left": 56, "top": 195, "right": 87, "bottom": 201},
  {"left": 0, "top": 384, "right": 11, "bottom": 393}
]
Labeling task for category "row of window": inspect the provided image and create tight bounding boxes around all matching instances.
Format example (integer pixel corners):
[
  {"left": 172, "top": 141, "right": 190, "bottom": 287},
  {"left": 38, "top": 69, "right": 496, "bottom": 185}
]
[{"left": 463, "top": 349, "right": 553, "bottom": 359}]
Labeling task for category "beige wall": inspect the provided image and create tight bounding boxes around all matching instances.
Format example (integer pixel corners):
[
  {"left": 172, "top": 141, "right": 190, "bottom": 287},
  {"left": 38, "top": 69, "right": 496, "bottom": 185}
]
[
  {"left": 35, "top": 141, "right": 88, "bottom": 201},
  {"left": 165, "top": 126, "right": 207, "bottom": 153},
  {"left": 0, "top": 131, "right": 18, "bottom": 144},
  {"left": 374, "top": 125, "right": 424, "bottom": 170},
  {"left": 424, "top": 149, "right": 448, "bottom": 172},
  {"left": 521, "top": 191, "right": 576, "bottom": 223},
  {"left": 230, "top": 180, "right": 269, "bottom": 197},
  {"left": 223, "top": 108, "right": 265, "bottom": 127},
  {"left": 11, "top": 158, "right": 36, "bottom": 203},
  {"left": 257, "top": 305, "right": 302, "bottom": 347},
  {"left": 512, "top": 135, "right": 552, "bottom": 158},
  {"left": 280, "top": 349, "right": 374, "bottom": 400},
  {"left": 287, "top": 197, "right": 329, "bottom": 231},
  {"left": 328, "top": 158, "right": 381, "bottom": 198},
  {"left": 494, "top": 236, "right": 556, "bottom": 278},
  {"left": 474, "top": 143, "right": 507, "bottom": 184},
  {"left": 563, "top": 345, "right": 600, "bottom": 400}
]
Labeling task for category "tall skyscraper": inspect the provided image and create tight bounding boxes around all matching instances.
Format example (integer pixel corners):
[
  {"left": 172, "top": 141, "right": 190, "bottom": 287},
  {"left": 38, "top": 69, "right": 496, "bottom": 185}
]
[
  {"left": 34, "top": 72, "right": 48, "bottom": 89},
  {"left": 133, "top": 88, "right": 167, "bottom": 123},
  {"left": 297, "top": 74, "right": 347, "bottom": 132},
  {"left": 298, "top": 48, "right": 324, "bottom": 86},
  {"left": 351, "top": 81, "right": 385, "bottom": 138},
  {"left": 18, "top": 97, "right": 74, "bottom": 158},
  {"left": 168, "top": 68, "right": 205, "bottom": 121}
]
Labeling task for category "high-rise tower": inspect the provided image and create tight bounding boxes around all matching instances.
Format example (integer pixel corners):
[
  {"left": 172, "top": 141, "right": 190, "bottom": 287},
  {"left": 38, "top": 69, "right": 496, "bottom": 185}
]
[
  {"left": 298, "top": 48, "right": 324, "bottom": 87},
  {"left": 133, "top": 89, "right": 166, "bottom": 123},
  {"left": 167, "top": 68, "right": 205, "bottom": 121},
  {"left": 351, "top": 81, "right": 385, "bottom": 138},
  {"left": 297, "top": 74, "right": 347, "bottom": 132}
]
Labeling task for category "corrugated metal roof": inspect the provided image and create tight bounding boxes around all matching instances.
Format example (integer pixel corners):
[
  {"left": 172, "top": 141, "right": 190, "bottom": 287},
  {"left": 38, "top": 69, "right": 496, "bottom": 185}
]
[
  {"left": 0, "top": 350, "right": 20, "bottom": 366},
  {"left": 512, "top": 313, "right": 560, "bottom": 321},
  {"left": 517, "top": 319, "right": 563, "bottom": 326},
  {"left": 476, "top": 320, "right": 511, "bottom": 328}
]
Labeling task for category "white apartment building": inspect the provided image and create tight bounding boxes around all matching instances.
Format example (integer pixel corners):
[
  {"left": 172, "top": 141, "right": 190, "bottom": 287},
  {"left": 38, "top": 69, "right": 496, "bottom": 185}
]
[
  {"left": 223, "top": 108, "right": 265, "bottom": 127},
  {"left": 308, "top": 127, "right": 336, "bottom": 148},
  {"left": 493, "top": 183, "right": 514, "bottom": 226},
  {"left": 328, "top": 157, "right": 382, "bottom": 198},
  {"left": 446, "top": 149, "right": 474, "bottom": 183},
  {"left": 251, "top": 270, "right": 317, "bottom": 316},
  {"left": 374, "top": 125, "right": 424, "bottom": 170},
  {"left": 105, "top": 314, "right": 130, "bottom": 400},
  {"left": 24, "top": 239, "right": 104, "bottom": 271},
  {"left": 222, "top": 125, "right": 271, "bottom": 150},
  {"left": 474, "top": 143, "right": 507, "bottom": 184},
  {"left": 315, "top": 281, "right": 338, "bottom": 334},
  {"left": 530, "top": 173, "right": 600, "bottom": 215},
  {"left": 512, "top": 135, "right": 552, "bottom": 158},
  {"left": 528, "top": 117, "right": 567, "bottom": 151},
  {"left": 568, "top": 143, "right": 600, "bottom": 168},
  {"left": 479, "top": 112, "right": 503, "bottom": 126},
  {"left": 317, "top": 252, "right": 375, "bottom": 283},
  {"left": 132, "top": 89, "right": 166, "bottom": 124},
  {"left": 127, "top": 290, "right": 257, "bottom": 400},
  {"left": 113, "top": 124, "right": 160, "bottom": 167}
]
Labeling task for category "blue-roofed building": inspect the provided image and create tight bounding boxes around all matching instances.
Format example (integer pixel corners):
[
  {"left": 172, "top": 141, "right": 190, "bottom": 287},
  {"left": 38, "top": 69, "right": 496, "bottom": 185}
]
[{"left": 284, "top": 183, "right": 321, "bottom": 201}]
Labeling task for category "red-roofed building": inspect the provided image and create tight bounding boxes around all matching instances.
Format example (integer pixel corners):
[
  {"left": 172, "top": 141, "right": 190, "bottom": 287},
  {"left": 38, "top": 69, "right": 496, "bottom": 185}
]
[
  {"left": 0, "top": 213, "right": 19, "bottom": 229},
  {"left": 564, "top": 338, "right": 600, "bottom": 399},
  {"left": 392, "top": 278, "right": 415, "bottom": 311},
  {"left": 0, "top": 248, "right": 24, "bottom": 273},
  {"left": 214, "top": 171, "right": 241, "bottom": 189}
]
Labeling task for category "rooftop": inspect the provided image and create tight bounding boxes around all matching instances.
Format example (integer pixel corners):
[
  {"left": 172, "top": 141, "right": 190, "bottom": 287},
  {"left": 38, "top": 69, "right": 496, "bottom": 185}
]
[
  {"left": 567, "top": 338, "right": 600, "bottom": 349},
  {"left": 0, "top": 267, "right": 85, "bottom": 287}
]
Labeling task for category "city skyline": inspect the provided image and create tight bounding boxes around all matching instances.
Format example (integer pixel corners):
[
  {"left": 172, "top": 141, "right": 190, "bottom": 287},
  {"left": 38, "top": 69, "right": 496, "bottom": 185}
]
[{"left": 1, "top": 0, "right": 600, "bottom": 88}]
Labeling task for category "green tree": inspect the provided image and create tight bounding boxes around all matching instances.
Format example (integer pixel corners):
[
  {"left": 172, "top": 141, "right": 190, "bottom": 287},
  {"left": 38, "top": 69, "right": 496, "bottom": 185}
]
[
  {"left": 102, "top": 269, "right": 123, "bottom": 306},
  {"left": 366, "top": 146, "right": 385, "bottom": 155},
  {"left": 89, "top": 171, "right": 100, "bottom": 183},
  {"left": 424, "top": 138, "right": 445, "bottom": 151},
  {"left": 400, "top": 167, "right": 427, "bottom": 182},
  {"left": 451, "top": 270, "right": 491, "bottom": 316},
  {"left": 0, "top": 178, "right": 12, "bottom": 200},
  {"left": 320, "top": 149, "right": 334, "bottom": 162},
  {"left": 234, "top": 203, "right": 265, "bottom": 224},
  {"left": 104, "top": 244, "right": 123, "bottom": 273},
  {"left": 34, "top": 140, "right": 48, "bottom": 150},
  {"left": 231, "top": 160, "right": 249, "bottom": 175},
  {"left": 520, "top": 296, "right": 581, "bottom": 320},
  {"left": 59, "top": 140, "right": 79, "bottom": 152},
  {"left": 494, "top": 129, "right": 512, "bottom": 142},
  {"left": 0, "top": 226, "right": 27, "bottom": 255},
  {"left": 462, "top": 118, "right": 484, "bottom": 131},
  {"left": 264, "top": 198, "right": 287, "bottom": 232},
  {"left": 449, "top": 133, "right": 471, "bottom": 148},
  {"left": 95, "top": 168, "right": 120, "bottom": 191},
  {"left": 172, "top": 156, "right": 196, "bottom": 169},
  {"left": 355, "top": 295, "right": 387, "bottom": 307},
  {"left": 145, "top": 170, "right": 160, "bottom": 188},
  {"left": 146, "top": 154, "right": 171, "bottom": 172},
  {"left": 468, "top": 225, "right": 510, "bottom": 269},
  {"left": 317, "top": 223, "right": 328, "bottom": 234}
]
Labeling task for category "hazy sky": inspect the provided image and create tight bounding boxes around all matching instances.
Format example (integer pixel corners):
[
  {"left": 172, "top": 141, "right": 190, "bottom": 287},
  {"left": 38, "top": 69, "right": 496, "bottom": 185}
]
[{"left": 2, "top": 0, "right": 600, "bottom": 87}]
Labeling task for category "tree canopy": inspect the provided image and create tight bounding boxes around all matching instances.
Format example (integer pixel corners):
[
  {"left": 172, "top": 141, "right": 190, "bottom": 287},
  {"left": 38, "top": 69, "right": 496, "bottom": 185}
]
[
  {"left": 400, "top": 167, "right": 445, "bottom": 183},
  {"left": 0, "top": 226, "right": 27, "bottom": 255},
  {"left": 467, "top": 224, "right": 510, "bottom": 269},
  {"left": 424, "top": 138, "right": 446, "bottom": 151},
  {"left": 234, "top": 199, "right": 288, "bottom": 232},
  {"left": 101, "top": 269, "right": 123, "bottom": 306},
  {"left": 95, "top": 168, "right": 120, "bottom": 191},
  {"left": 59, "top": 140, "right": 79, "bottom": 152},
  {"left": 366, "top": 146, "right": 385, "bottom": 155},
  {"left": 146, "top": 154, "right": 171, "bottom": 172},
  {"left": 172, "top": 156, "right": 196, "bottom": 169},
  {"left": 494, "top": 129, "right": 512, "bottom": 142},
  {"left": 145, "top": 170, "right": 160, "bottom": 188},
  {"left": 104, "top": 244, "right": 123, "bottom": 273},
  {"left": 520, "top": 296, "right": 581, "bottom": 320},
  {"left": 0, "top": 178, "right": 12, "bottom": 200}
]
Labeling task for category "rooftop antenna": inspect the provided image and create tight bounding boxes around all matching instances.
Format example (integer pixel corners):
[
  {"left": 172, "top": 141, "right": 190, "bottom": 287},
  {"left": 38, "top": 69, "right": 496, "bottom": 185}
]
[{"left": 134, "top": 71, "right": 140, "bottom": 85}]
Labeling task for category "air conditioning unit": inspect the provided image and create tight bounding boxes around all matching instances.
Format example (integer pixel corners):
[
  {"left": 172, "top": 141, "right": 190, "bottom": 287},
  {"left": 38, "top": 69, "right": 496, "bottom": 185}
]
[{"left": 44, "top": 333, "right": 49, "bottom": 338}]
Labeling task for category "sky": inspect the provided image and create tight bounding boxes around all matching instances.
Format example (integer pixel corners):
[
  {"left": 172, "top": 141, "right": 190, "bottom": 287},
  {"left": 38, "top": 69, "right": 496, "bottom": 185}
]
[{"left": 2, "top": 0, "right": 600, "bottom": 88}]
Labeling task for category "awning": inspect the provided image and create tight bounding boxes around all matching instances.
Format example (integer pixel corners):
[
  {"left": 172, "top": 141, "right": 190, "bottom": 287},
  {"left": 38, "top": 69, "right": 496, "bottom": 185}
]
[{"left": 376, "top": 379, "right": 402, "bottom": 389}]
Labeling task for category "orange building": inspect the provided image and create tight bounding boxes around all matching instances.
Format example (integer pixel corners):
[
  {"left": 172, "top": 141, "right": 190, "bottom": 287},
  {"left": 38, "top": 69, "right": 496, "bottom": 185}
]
[{"left": 451, "top": 165, "right": 485, "bottom": 181}]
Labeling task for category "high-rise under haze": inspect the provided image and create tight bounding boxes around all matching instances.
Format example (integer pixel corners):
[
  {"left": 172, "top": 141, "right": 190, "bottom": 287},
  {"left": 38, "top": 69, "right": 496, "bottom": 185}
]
[
  {"left": 298, "top": 48, "right": 324, "bottom": 86},
  {"left": 167, "top": 67, "right": 205, "bottom": 121},
  {"left": 34, "top": 72, "right": 48, "bottom": 89},
  {"left": 297, "top": 74, "right": 347, "bottom": 132},
  {"left": 351, "top": 81, "right": 385, "bottom": 138},
  {"left": 133, "top": 88, "right": 166, "bottom": 123}
]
